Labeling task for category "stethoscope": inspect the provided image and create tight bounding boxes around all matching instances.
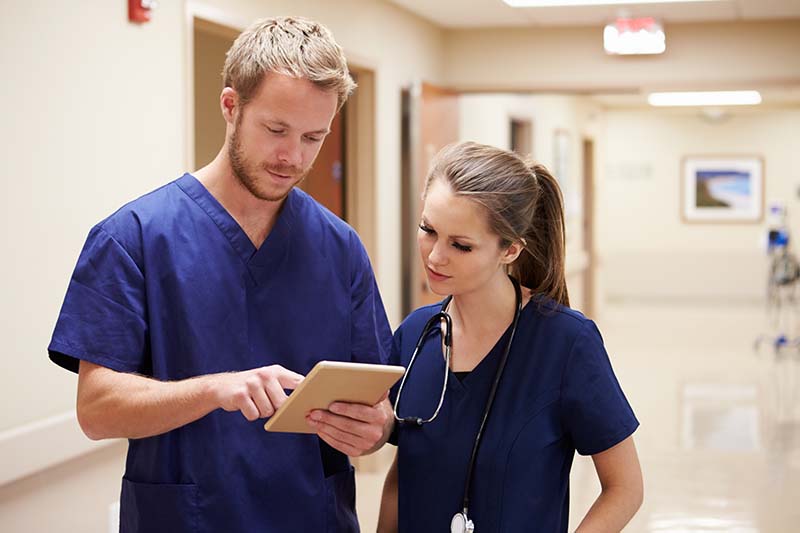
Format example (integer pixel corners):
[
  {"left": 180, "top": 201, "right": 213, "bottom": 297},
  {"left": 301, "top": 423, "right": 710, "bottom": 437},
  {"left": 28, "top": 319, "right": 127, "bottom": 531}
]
[{"left": 393, "top": 276, "right": 523, "bottom": 533}]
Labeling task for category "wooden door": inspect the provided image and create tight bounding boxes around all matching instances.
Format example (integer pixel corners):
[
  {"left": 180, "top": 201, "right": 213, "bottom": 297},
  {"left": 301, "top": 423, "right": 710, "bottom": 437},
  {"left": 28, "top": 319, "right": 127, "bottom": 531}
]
[
  {"left": 402, "top": 82, "right": 460, "bottom": 314},
  {"left": 302, "top": 111, "right": 345, "bottom": 218}
]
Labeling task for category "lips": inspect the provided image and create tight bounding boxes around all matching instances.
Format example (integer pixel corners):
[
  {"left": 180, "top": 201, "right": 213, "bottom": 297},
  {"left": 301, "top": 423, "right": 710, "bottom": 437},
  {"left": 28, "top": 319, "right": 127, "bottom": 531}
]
[
  {"left": 426, "top": 266, "right": 451, "bottom": 282},
  {"left": 267, "top": 169, "right": 294, "bottom": 181}
]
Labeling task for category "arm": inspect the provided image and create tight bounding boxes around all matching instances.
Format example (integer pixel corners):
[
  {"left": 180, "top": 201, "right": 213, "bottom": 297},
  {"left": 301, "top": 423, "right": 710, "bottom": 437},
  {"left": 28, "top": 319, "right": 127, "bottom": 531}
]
[
  {"left": 377, "top": 452, "right": 399, "bottom": 533},
  {"left": 77, "top": 360, "right": 303, "bottom": 440},
  {"left": 574, "top": 436, "right": 643, "bottom": 533},
  {"left": 305, "top": 396, "right": 394, "bottom": 456}
]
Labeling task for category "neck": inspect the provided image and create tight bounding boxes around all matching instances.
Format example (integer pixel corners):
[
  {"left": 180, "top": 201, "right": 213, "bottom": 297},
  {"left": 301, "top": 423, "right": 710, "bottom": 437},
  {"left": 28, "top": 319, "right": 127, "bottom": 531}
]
[
  {"left": 449, "top": 272, "right": 517, "bottom": 336},
  {"left": 193, "top": 149, "right": 284, "bottom": 247}
]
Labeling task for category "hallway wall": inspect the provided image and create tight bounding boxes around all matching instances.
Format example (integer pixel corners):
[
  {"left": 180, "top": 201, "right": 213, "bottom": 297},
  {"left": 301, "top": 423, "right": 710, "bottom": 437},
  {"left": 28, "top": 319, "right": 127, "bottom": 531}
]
[
  {"left": 443, "top": 20, "right": 800, "bottom": 92},
  {"left": 597, "top": 107, "right": 800, "bottom": 303}
]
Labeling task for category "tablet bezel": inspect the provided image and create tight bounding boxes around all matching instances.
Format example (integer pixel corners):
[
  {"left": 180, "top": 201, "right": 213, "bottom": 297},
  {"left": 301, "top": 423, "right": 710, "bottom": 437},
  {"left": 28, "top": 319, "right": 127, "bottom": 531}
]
[{"left": 263, "top": 360, "right": 405, "bottom": 434}]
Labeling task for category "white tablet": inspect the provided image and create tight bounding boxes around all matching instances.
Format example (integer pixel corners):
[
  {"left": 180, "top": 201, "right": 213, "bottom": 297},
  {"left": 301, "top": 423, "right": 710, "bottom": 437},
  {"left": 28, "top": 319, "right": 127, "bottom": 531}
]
[{"left": 263, "top": 360, "right": 405, "bottom": 434}]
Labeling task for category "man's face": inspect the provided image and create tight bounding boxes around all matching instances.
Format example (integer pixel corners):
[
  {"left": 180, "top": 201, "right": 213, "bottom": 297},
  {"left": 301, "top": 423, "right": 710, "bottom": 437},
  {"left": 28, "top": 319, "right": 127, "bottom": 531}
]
[{"left": 227, "top": 73, "right": 338, "bottom": 202}]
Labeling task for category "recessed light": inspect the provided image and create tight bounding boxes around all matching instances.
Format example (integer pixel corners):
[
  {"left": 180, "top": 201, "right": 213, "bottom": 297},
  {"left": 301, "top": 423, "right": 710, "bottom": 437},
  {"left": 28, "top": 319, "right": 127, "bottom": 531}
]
[{"left": 647, "top": 91, "right": 762, "bottom": 106}]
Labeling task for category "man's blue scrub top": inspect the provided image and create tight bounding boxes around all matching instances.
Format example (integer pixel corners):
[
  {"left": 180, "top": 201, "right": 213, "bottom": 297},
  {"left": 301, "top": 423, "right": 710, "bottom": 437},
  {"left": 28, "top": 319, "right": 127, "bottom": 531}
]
[
  {"left": 389, "top": 299, "right": 638, "bottom": 532},
  {"left": 49, "top": 174, "right": 392, "bottom": 533}
]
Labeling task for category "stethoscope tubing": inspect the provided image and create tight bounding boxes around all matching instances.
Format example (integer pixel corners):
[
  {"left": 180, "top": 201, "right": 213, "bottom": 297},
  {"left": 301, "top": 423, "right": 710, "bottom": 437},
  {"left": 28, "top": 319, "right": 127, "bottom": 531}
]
[{"left": 393, "top": 276, "right": 523, "bottom": 526}]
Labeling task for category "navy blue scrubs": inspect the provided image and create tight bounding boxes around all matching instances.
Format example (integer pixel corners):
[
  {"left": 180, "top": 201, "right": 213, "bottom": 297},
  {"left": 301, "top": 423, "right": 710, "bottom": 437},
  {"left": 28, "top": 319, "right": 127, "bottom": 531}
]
[
  {"left": 389, "top": 299, "right": 638, "bottom": 532},
  {"left": 49, "top": 174, "right": 392, "bottom": 533}
]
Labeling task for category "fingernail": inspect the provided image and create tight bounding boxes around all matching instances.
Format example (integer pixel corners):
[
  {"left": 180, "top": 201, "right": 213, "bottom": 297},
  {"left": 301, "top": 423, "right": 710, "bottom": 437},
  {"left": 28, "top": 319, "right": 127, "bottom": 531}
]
[{"left": 310, "top": 411, "right": 321, "bottom": 421}]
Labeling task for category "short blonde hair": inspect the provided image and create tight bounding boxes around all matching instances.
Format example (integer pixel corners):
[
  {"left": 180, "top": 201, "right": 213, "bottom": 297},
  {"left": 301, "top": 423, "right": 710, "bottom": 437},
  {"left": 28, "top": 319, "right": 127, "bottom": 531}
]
[{"left": 223, "top": 16, "right": 356, "bottom": 110}]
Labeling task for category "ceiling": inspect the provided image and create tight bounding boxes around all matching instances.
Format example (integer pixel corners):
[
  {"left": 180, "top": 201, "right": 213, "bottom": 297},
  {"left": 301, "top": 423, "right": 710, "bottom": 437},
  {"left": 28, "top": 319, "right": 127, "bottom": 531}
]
[{"left": 385, "top": 0, "right": 800, "bottom": 28}]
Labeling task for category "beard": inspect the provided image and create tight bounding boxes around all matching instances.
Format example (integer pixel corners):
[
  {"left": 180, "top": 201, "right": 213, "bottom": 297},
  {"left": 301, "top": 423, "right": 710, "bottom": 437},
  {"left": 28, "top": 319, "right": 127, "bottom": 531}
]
[{"left": 228, "top": 117, "right": 309, "bottom": 202}]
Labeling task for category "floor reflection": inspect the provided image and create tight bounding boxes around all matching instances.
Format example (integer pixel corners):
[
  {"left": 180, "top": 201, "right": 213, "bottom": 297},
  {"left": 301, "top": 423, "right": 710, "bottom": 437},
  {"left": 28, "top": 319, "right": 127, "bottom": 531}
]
[{"left": 569, "top": 302, "right": 800, "bottom": 532}]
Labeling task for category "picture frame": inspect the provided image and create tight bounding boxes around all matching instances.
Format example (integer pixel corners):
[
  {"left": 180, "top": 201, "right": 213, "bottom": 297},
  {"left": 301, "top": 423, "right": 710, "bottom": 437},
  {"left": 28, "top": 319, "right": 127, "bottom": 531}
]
[{"left": 681, "top": 155, "right": 764, "bottom": 223}]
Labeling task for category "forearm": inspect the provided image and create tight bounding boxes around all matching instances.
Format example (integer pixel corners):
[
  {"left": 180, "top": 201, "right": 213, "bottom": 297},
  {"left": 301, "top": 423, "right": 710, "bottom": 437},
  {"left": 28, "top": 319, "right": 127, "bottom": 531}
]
[
  {"left": 377, "top": 453, "right": 399, "bottom": 533},
  {"left": 77, "top": 361, "right": 219, "bottom": 440},
  {"left": 574, "top": 484, "right": 643, "bottom": 533}
]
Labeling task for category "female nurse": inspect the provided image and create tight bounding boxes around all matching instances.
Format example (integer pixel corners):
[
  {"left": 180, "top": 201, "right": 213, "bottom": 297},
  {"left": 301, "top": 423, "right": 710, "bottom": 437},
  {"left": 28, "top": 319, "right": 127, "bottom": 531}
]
[{"left": 378, "top": 141, "right": 643, "bottom": 532}]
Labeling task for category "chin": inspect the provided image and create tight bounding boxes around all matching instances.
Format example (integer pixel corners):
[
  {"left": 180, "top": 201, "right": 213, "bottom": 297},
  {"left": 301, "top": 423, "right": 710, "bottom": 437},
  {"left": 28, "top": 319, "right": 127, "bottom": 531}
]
[{"left": 426, "top": 278, "right": 452, "bottom": 296}]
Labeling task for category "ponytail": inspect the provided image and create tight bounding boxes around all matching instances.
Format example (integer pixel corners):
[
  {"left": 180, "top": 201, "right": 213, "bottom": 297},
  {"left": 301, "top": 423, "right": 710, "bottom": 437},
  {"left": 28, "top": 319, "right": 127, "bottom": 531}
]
[
  {"left": 511, "top": 163, "right": 569, "bottom": 307},
  {"left": 426, "top": 141, "right": 570, "bottom": 308}
]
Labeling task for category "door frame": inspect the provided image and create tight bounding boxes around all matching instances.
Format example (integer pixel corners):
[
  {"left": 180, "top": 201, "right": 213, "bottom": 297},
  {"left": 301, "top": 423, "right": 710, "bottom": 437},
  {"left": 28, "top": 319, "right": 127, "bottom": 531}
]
[{"left": 185, "top": 6, "right": 377, "bottom": 262}]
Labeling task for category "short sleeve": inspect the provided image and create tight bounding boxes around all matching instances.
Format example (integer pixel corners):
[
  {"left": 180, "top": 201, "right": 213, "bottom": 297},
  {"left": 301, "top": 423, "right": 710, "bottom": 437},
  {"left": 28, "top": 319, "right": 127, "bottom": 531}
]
[
  {"left": 349, "top": 232, "right": 392, "bottom": 366},
  {"left": 561, "top": 321, "right": 638, "bottom": 456},
  {"left": 48, "top": 225, "right": 149, "bottom": 374}
]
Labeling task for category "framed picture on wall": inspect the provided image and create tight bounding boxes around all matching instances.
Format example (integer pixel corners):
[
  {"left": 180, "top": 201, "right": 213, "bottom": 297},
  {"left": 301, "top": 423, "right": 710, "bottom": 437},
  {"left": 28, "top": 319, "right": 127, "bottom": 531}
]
[{"left": 681, "top": 155, "right": 764, "bottom": 223}]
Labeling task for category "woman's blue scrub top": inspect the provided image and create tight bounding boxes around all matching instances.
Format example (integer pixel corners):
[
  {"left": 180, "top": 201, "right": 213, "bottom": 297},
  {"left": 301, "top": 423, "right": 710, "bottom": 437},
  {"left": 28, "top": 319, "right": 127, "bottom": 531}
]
[
  {"left": 389, "top": 299, "right": 638, "bottom": 532},
  {"left": 48, "top": 174, "right": 392, "bottom": 533}
]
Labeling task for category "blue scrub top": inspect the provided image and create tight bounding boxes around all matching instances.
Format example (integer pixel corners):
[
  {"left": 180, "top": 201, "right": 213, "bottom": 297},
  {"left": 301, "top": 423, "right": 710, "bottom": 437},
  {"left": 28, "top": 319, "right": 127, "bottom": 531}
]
[
  {"left": 49, "top": 174, "right": 392, "bottom": 533},
  {"left": 389, "top": 299, "right": 638, "bottom": 532}
]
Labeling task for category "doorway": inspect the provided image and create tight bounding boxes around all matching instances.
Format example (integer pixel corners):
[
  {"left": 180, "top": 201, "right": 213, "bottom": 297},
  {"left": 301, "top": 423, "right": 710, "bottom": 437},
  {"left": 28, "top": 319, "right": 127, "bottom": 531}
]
[{"left": 401, "top": 82, "right": 461, "bottom": 315}]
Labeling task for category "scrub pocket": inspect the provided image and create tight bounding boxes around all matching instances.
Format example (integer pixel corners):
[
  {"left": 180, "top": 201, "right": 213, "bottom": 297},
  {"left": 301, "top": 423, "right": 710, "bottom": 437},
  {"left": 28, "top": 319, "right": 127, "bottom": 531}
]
[
  {"left": 120, "top": 478, "right": 199, "bottom": 533},
  {"left": 325, "top": 465, "right": 359, "bottom": 533}
]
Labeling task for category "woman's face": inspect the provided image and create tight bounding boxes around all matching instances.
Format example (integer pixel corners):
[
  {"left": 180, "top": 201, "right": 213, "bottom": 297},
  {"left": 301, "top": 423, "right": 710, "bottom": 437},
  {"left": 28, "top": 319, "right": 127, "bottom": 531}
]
[{"left": 418, "top": 179, "right": 519, "bottom": 296}]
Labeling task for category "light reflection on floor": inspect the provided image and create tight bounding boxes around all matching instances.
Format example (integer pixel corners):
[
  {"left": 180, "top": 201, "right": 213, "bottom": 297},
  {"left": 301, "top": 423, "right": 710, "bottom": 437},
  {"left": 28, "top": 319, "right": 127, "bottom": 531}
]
[{"left": 569, "top": 301, "right": 800, "bottom": 532}]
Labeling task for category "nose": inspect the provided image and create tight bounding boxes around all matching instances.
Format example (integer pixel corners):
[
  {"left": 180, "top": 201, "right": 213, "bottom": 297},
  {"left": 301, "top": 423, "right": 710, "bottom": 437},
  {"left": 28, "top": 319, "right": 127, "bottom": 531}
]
[
  {"left": 427, "top": 239, "right": 449, "bottom": 268},
  {"left": 277, "top": 137, "right": 303, "bottom": 168}
]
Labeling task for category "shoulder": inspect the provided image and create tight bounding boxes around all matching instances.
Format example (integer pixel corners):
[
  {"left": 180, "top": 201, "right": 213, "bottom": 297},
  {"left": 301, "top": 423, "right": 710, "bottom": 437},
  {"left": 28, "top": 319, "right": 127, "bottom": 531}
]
[
  {"left": 529, "top": 296, "right": 593, "bottom": 334},
  {"left": 289, "top": 188, "right": 372, "bottom": 269},
  {"left": 396, "top": 302, "right": 445, "bottom": 336},
  {"left": 95, "top": 175, "right": 187, "bottom": 241},
  {"left": 76, "top": 176, "right": 187, "bottom": 267},
  {"left": 290, "top": 188, "right": 356, "bottom": 240}
]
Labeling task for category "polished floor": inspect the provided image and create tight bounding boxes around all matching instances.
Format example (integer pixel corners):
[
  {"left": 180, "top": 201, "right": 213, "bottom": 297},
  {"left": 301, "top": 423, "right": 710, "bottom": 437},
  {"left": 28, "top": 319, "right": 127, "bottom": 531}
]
[{"left": 356, "top": 300, "right": 800, "bottom": 532}]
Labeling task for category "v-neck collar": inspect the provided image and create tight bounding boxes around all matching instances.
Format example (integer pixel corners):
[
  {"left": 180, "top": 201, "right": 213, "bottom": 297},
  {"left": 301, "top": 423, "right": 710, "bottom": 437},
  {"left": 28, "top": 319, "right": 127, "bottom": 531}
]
[
  {"left": 439, "top": 298, "right": 531, "bottom": 393},
  {"left": 176, "top": 173, "right": 295, "bottom": 283}
]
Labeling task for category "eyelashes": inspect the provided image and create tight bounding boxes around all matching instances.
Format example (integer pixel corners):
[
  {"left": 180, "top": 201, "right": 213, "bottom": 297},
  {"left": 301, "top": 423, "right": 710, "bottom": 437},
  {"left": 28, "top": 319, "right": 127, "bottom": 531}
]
[{"left": 418, "top": 224, "right": 472, "bottom": 253}]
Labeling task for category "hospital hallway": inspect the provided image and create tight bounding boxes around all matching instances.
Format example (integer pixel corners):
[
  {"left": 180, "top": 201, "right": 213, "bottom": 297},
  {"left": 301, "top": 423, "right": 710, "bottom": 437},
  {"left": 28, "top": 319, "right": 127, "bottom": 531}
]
[
  {"left": 3, "top": 1, "right": 800, "bottom": 531},
  {"left": 356, "top": 298, "right": 800, "bottom": 532}
]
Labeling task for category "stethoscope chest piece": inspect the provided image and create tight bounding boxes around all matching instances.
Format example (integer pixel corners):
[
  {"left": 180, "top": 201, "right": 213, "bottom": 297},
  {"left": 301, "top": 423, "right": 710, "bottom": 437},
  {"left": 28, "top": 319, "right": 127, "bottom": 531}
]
[{"left": 451, "top": 512, "right": 474, "bottom": 533}]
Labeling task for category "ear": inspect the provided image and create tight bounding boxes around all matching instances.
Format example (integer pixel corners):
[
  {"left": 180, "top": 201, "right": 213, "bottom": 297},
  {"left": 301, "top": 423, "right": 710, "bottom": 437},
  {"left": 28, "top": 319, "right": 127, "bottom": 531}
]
[
  {"left": 500, "top": 240, "right": 524, "bottom": 265},
  {"left": 220, "top": 87, "right": 239, "bottom": 125}
]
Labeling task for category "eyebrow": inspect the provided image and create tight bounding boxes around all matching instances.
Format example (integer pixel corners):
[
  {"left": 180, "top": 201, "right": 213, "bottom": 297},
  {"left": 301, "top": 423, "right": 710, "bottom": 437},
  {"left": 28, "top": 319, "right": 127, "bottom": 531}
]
[
  {"left": 420, "top": 217, "right": 475, "bottom": 242},
  {"left": 266, "top": 119, "right": 330, "bottom": 136}
]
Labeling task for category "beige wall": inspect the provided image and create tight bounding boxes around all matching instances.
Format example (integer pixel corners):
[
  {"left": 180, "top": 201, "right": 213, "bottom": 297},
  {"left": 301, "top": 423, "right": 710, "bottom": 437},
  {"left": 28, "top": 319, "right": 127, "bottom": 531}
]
[
  {"left": 1, "top": 0, "right": 186, "bottom": 529},
  {"left": 596, "top": 107, "right": 800, "bottom": 302},
  {"left": 0, "top": 442, "right": 127, "bottom": 533},
  {"left": 0, "top": 0, "right": 187, "bottom": 432},
  {"left": 444, "top": 20, "right": 800, "bottom": 92}
]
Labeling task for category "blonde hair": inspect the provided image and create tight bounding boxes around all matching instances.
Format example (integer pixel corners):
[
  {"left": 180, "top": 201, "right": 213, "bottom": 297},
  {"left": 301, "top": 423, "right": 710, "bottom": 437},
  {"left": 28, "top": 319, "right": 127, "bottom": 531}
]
[
  {"left": 223, "top": 16, "right": 356, "bottom": 110},
  {"left": 424, "top": 141, "right": 570, "bottom": 307}
]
